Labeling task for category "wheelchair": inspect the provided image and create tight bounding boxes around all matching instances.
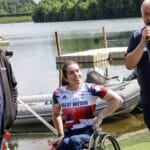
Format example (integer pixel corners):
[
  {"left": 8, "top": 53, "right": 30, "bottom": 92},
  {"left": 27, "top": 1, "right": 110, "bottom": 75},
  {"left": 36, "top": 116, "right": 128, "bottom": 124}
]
[
  {"left": 48, "top": 128, "right": 121, "bottom": 150},
  {"left": 85, "top": 128, "right": 121, "bottom": 150}
]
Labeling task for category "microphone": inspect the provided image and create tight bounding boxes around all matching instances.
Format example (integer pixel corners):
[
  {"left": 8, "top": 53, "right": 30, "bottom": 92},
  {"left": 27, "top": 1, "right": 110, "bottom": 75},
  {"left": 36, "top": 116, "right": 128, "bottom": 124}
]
[
  {"left": 146, "top": 21, "right": 150, "bottom": 51},
  {"left": 146, "top": 22, "right": 150, "bottom": 41}
]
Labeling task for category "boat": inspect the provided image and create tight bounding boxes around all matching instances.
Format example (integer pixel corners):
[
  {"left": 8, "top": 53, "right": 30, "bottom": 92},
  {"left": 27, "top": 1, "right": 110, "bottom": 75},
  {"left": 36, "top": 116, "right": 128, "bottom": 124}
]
[
  {"left": 0, "top": 36, "right": 13, "bottom": 58},
  {"left": 15, "top": 94, "right": 53, "bottom": 125},
  {"left": 14, "top": 70, "right": 140, "bottom": 125},
  {"left": 87, "top": 69, "right": 140, "bottom": 115},
  {"left": 97, "top": 79, "right": 140, "bottom": 116},
  {"left": 0, "top": 37, "right": 10, "bottom": 50}
]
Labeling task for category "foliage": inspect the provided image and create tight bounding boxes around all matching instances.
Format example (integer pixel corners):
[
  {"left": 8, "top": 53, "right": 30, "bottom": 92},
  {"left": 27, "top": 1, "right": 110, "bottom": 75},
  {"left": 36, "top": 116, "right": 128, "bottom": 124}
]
[
  {"left": 32, "top": 4, "right": 49, "bottom": 22},
  {"left": 0, "top": 0, "right": 143, "bottom": 22},
  {"left": 0, "top": 0, "right": 36, "bottom": 15},
  {"left": 32, "top": 0, "right": 143, "bottom": 22}
]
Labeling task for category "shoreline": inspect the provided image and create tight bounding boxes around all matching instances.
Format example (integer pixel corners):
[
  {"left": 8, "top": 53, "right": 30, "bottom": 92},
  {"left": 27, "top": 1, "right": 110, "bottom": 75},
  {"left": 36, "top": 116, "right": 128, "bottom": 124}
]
[{"left": 0, "top": 16, "right": 32, "bottom": 24}]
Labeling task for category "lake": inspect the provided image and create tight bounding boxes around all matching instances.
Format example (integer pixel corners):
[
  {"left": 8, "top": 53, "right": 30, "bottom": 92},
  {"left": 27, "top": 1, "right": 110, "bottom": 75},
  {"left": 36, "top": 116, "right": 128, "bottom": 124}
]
[{"left": 0, "top": 18, "right": 144, "bottom": 96}]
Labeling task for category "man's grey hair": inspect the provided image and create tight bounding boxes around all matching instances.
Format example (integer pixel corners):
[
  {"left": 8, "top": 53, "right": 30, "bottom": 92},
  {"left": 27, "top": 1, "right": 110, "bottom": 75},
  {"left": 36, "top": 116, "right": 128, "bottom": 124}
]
[{"left": 141, "top": 0, "right": 150, "bottom": 11}]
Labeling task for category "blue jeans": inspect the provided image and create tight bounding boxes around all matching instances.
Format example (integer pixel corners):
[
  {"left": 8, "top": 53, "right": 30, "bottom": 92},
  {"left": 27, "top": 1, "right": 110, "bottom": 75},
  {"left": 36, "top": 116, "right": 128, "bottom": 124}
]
[
  {"left": 57, "top": 126, "right": 93, "bottom": 150},
  {"left": 57, "top": 134, "right": 91, "bottom": 150}
]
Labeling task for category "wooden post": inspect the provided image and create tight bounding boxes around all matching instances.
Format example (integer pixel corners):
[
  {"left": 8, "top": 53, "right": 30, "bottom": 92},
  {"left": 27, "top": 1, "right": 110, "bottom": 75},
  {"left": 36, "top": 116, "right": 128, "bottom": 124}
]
[
  {"left": 55, "top": 31, "right": 62, "bottom": 87},
  {"left": 102, "top": 26, "right": 108, "bottom": 48},
  {"left": 55, "top": 31, "right": 62, "bottom": 56},
  {"left": 105, "top": 67, "right": 108, "bottom": 79}
]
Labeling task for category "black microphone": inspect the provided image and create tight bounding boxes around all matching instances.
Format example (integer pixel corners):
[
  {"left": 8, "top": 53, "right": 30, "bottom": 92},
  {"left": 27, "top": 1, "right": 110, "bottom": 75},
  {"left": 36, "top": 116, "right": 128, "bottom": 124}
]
[{"left": 146, "top": 22, "right": 150, "bottom": 51}]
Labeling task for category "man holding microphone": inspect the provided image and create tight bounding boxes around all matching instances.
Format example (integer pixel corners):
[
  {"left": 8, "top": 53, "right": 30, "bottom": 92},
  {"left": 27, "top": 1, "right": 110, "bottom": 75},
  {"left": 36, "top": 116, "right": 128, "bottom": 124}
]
[{"left": 125, "top": 0, "right": 150, "bottom": 130}]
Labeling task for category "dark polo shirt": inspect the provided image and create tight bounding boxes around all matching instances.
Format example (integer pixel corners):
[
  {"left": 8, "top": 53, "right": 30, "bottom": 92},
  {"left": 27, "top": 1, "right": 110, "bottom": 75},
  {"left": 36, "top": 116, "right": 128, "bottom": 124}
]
[{"left": 127, "top": 28, "right": 150, "bottom": 105}]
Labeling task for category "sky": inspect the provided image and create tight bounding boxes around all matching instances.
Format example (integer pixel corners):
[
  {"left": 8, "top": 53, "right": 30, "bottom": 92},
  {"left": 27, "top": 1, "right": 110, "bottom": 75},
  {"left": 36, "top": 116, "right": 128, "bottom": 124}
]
[{"left": 33, "top": 0, "right": 41, "bottom": 3}]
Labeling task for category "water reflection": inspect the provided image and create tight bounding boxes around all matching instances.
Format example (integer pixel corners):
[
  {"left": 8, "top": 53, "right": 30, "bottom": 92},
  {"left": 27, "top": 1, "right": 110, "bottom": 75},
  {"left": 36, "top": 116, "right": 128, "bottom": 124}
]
[
  {"left": 7, "top": 132, "right": 53, "bottom": 150},
  {"left": 8, "top": 142, "right": 19, "bottom": 150},
  {"left": 61, "top": 31, "right": 132, "bottom": 54},
  {"left": 102, "top": 112, "right": 146, "bottom": 137}
]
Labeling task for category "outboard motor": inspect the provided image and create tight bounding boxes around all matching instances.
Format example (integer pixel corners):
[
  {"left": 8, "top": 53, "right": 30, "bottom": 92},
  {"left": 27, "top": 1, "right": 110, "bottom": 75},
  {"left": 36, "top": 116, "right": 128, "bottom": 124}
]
[
  {"left": 123, "top": 69, "right": 137, "bottom": 81},
  {"left": 85, "top": 68, "right": 106, "bottom": 85}
]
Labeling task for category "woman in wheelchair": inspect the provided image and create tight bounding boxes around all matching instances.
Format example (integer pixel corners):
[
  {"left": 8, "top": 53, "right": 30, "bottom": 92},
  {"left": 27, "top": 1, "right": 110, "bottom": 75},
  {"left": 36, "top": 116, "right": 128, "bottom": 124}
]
[{"left": 51, "top": 61, "right": 123, "bottom": 150}]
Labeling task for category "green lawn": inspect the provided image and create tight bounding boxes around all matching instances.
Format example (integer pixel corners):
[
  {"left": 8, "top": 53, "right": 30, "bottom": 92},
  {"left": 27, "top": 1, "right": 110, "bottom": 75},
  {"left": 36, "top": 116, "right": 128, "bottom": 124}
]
[
  {"left": 0, "top": 16, "right": 32, "bottom": 23},
  {"left": 123, "top": 142, "right": 150, "bottom": 150},
  {"left": 117, "top": 129, "right": 150, "bottom": 149}
]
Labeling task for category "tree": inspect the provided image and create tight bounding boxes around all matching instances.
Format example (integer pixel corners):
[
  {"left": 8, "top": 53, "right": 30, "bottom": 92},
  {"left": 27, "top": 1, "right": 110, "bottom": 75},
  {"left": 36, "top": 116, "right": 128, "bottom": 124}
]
[
  {"left": 32, "top": 0, "right": 142, "bottom": 22},
  {"left": 0, "top": 0, "right": 35, "bottom": 15},
  {"left": 32, "top": 4, "right": 49, "bottom": 22}
]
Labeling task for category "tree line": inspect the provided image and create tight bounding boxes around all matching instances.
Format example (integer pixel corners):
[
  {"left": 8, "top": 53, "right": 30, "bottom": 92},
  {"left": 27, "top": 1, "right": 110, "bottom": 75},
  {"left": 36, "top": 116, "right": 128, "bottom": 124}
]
[
  {"left": 0, "top": 0, "right": 35, "bottom": 16},
  {"left": 32, "top": 0, "right": 143, "bottom": 22},
  {"left": 0, "top": 0, "right": 143, "bottom": 22}
]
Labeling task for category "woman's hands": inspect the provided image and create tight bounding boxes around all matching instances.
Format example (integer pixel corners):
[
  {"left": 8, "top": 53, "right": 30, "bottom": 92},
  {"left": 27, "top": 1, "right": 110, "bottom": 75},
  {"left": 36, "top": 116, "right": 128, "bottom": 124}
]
[
  {"left": 92, "top": 116, "right": 103, "bottom": 130},
  {"left": 48, "top": 136, "right": 64, "bottom": 150}
]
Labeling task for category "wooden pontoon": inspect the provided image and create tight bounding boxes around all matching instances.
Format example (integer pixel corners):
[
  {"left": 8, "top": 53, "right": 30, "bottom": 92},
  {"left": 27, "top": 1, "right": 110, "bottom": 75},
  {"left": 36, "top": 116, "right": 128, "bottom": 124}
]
[{"left": 56, "top": 47, "right": 127, "bottom": 69}]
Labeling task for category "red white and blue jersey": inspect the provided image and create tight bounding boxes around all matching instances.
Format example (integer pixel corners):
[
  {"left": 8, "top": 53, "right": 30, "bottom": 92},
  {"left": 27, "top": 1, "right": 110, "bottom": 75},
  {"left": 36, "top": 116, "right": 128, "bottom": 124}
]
[{"left": 52, "top": 83, "right": 108, "bottom": 130}]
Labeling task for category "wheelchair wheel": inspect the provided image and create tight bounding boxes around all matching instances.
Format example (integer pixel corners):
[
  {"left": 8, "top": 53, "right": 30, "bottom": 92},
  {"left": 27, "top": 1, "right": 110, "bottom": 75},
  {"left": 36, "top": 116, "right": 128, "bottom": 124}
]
[
  {"left": 88, "top": 132, "right": 96, "bottom": 150},
  {"left": 94, "top": 133, "right": 121, "bottom": 150},
  {"left": 88, "top": 128, "right": 102, "bottom": 150}
]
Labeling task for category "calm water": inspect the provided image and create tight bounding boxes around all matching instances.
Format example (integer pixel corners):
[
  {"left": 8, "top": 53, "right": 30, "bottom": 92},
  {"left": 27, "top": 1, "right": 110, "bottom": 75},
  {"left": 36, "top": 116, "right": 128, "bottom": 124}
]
[
  {"left": 0, "top": 18, "right": 146, "bottom": 150},
  {"left": 0, "top": 18, "right": 143, "bottom": 96}
]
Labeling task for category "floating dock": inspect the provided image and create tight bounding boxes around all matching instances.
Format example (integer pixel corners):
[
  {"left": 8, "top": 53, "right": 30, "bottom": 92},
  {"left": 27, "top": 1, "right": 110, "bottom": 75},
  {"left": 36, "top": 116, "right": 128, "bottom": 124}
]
[{"left": 56, "top": 47, "right": 127, "bottom": 69}]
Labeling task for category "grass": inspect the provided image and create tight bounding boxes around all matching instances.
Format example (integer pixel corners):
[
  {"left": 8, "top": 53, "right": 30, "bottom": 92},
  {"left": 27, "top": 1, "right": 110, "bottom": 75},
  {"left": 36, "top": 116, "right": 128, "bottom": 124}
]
[
  {"left": 123, "top": 143, "right": 150, "bottom": 150},
  {"left": 0, "top": 16, "right": 32, "bottom": 23},
  {"left": 117, "top": 129, "right": 150, "bottom": 150}
]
